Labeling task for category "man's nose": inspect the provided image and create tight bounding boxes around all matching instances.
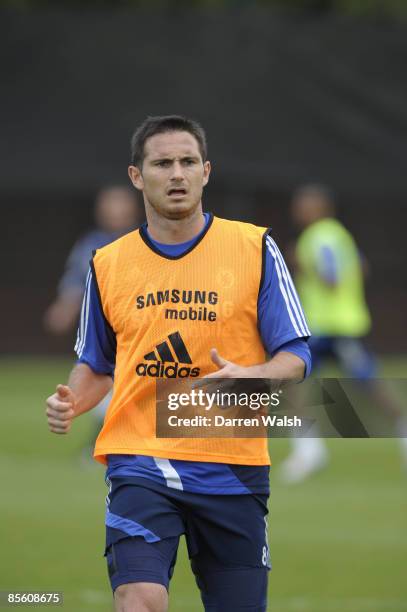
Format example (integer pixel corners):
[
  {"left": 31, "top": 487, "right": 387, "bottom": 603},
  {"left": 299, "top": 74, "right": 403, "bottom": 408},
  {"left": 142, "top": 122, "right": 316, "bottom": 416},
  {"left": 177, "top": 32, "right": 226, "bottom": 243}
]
[{"left": 170, "top": 161, "right": 185, "bottom": 180}]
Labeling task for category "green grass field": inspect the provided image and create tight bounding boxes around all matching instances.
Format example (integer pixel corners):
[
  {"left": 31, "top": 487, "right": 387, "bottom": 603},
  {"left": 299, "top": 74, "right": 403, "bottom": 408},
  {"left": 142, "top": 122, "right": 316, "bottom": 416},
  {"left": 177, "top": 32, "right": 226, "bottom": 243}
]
[{"left": 1, "top": 357, "right": 406, "bottom": 612}]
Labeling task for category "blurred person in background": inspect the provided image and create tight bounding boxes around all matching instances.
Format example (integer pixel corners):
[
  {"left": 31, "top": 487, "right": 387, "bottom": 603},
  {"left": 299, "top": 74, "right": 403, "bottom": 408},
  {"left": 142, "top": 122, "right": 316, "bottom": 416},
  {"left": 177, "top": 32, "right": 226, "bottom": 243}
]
[
  {"left": 44, "top": 185, "right": 142, "bottom": 335},
  {"left": 44, "top": 185, "right": 142, "bottom": 455},
  {"left": 278, "top": 184, "right": 407, "bottom": 483}
]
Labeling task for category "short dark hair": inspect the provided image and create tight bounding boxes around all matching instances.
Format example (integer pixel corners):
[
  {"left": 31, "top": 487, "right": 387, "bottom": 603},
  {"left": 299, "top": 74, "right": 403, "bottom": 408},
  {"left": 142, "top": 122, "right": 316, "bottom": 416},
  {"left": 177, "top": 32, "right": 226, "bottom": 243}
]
[{"left": 130, "top": 115, "right": 207, "bottom": 167}]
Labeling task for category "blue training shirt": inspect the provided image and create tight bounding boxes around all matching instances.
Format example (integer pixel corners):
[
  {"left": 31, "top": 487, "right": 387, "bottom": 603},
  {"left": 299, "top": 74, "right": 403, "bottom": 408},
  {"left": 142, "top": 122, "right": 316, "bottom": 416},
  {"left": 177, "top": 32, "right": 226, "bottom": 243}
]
[{"left": 76, "top": 213, "right": 311, "bottom": 495}]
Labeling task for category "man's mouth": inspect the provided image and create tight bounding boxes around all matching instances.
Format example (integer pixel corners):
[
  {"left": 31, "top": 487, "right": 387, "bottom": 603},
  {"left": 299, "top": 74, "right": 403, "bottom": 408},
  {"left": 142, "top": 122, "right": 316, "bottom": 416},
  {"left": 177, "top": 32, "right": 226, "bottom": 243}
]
[{"left": 167, "top": 187, "right": 187, "bottom": 197}]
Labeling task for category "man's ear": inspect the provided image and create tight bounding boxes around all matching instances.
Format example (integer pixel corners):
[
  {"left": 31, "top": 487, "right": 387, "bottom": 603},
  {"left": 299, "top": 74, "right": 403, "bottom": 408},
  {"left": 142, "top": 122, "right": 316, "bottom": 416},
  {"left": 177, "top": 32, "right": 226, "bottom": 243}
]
[
  {"left": 128, "top": 165, "right": 144, "bottom": 190},
  {"left": 202, "top": 160, "right": 211, "bottom": 187}
]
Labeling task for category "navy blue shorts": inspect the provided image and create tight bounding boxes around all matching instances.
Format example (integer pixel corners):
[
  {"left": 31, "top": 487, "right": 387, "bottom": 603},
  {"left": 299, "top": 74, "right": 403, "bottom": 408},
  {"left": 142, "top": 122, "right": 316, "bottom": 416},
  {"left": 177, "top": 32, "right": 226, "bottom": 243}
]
[{"left": 105, "top": 477, "right": 270, "bottom": 611}]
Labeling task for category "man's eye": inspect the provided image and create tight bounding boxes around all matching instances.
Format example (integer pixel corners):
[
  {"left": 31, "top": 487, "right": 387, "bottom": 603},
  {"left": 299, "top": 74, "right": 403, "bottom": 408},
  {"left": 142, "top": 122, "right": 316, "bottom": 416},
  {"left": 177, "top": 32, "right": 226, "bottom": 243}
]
[
  {"left": 184, "top": 159, "right": 195, "bottom": 165},
  {"left": 156, "top": 160, "right": 171, "bottom": 167}
]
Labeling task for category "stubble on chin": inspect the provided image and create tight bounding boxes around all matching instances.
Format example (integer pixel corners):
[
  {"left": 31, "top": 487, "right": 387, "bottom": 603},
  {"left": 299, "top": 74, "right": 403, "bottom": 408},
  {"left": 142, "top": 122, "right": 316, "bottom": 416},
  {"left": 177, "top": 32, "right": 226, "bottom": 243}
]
[{"left": 147, "top": 196, "right": 202, "bottom": 221}]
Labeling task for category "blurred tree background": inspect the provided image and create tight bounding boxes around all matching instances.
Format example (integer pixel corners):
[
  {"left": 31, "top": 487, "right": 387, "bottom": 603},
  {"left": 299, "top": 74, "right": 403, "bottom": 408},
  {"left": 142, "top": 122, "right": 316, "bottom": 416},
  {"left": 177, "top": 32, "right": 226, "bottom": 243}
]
[
  {"left": 2, "top": 0, "right": 407, "bottom": 20},
  {"left": 2, "top": 0, "right": 406, "bottom": 355}
]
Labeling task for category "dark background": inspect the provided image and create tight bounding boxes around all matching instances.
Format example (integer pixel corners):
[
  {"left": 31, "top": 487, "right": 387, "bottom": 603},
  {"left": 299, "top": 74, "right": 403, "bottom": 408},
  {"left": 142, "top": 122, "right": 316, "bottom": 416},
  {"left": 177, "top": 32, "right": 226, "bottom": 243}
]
[{"left": 1, "top": 5, "right": 406, "bottom": 353}]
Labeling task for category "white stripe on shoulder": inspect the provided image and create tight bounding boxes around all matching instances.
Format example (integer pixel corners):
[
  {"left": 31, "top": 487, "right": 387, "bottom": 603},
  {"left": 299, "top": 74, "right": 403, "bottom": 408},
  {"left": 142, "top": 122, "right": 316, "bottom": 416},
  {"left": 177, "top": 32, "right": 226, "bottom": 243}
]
[
  {"left": 77, "top": 279, "right": 92, "bottom": 358},
  {"left": 153, "top": 458, "right": 183, "bottom": 490},
  {"left": 75, "top": 269, "right": 91, "bottom": 355},
  {"left": 266, "top": 236, "right": 310, "bottom": 336},
  {"left": 74, "top": 269, "right": 90, "bottom": 353},
  {"left": 266, "top": 240, "right": 301, "bottom": 336},
  {"left": 75, "top": 269, "right": 92, "bottom": 357}
]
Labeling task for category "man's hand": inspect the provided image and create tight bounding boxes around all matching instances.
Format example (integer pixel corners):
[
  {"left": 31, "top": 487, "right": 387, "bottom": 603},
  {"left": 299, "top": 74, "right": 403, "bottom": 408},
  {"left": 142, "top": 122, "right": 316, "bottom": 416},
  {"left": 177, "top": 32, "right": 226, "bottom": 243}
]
[
  {"left": 205, "top": 348, "right": 261, "bottom": 378},
  {"left": 196, "top": 349, "right": 273, "bottom": 397},
  {"left": 45, "top": 363, "right": 113, "bottom": 435},
  {"left": 205, "top": 348, "right": 305, "bottom": 381},
  {"left": 46, "top": 384, "right": 76, "bottom": 434}
]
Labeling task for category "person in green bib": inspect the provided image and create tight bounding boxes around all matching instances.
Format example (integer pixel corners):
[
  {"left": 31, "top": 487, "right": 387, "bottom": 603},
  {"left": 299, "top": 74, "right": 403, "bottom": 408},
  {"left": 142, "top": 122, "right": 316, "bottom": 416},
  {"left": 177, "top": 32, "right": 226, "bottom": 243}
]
[
  {"left": 294, "top": 187, "right": 371, "bottom": 340},
  {"left": 278, "top": 184, "right": 376, "bottom": 483},
  {"left": 280, "top": 184, "right": 407, "bottom": 482}
]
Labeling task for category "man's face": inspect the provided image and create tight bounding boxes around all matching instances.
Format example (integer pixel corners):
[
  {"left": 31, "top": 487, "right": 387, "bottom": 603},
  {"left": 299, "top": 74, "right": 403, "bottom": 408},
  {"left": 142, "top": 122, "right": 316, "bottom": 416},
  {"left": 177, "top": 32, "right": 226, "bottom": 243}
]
[
  {"left": 128, "top": 131, "right": 211, "bottom": 220},
  {"left": 95, "top": 188, "right": 140, "bottom": 232},
  {"left": 291, "top": 194, "right": 331, "bottom": 229}
]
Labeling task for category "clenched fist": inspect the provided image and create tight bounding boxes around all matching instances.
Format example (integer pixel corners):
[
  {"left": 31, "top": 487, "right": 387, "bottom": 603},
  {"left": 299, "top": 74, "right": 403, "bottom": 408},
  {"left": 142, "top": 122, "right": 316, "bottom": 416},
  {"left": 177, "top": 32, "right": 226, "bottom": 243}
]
[{"left": 46, "top": 384, "right": 76, "bottom": 434}]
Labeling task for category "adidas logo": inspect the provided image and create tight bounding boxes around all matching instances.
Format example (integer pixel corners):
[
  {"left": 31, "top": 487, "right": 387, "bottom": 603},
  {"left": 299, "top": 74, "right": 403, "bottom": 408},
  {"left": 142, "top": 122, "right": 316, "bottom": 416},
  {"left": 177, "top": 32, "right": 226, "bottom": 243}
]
[{"left": 136, "top": 331, "right": 200, "bottom": 378}]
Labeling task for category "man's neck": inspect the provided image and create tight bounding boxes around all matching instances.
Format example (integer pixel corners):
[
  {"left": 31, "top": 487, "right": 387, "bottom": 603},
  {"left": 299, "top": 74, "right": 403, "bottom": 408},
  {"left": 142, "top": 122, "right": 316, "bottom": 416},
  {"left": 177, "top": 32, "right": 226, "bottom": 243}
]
[{"left": 145, "top": 205, "right": 206, "bottom": 244}]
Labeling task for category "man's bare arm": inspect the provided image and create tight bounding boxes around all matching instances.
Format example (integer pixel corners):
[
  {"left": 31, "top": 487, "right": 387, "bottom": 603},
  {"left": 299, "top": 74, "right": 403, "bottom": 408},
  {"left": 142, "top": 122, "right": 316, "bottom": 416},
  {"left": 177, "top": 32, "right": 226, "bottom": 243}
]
[
  {"left": 205, "top": 348, "right": 305, "bottom": 382},
  {"left": 255, "top": 350, "right": 305, "bottom": 381},
  {"left": 46, "top": 363, "right": 113, "bottom": 434}
]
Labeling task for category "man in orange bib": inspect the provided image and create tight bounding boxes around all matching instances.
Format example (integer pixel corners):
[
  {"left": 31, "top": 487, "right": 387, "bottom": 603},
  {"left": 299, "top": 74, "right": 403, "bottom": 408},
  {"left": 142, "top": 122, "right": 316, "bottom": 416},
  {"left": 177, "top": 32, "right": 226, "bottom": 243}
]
[{"left": 46, "top": 115, "right": 311, "bottom": 612}]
